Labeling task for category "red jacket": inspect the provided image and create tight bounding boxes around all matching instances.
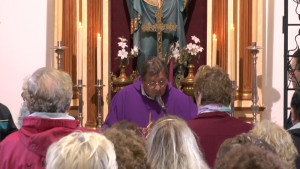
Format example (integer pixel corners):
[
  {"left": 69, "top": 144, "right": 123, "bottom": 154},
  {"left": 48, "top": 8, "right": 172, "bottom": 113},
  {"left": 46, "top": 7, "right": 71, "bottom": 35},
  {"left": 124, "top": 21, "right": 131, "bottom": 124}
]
[
  {"left": 188, "top": 112, "right": 253, "bottom": 168},
  {"left": 0, "top": 116, "right": 95, "bottom": 169}
]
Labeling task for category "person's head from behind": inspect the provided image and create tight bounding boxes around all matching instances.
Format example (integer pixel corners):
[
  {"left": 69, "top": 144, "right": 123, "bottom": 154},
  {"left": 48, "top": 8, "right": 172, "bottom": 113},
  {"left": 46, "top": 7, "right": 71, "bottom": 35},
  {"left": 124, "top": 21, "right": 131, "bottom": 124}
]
[
  {"left": 291, "top": 89, "right": 300, "bottom": 125},
  {"left": 216, "top": 133, "right": 276, "bottom": 161},
  {"left": 46, "top": 131, "right": 118, "bottom": 169},
  {"left": 214, "top": 145, "right": 285, "bottom": 169},
  {"left": 193, "top": 65, "right": 232, "bottom": 108},
  {"left": 21, "top": 67, "right": 73, "bottom": 113},
  {"left": 249, "top": 120, "right": 298, "bottom": 169},
  {"left": 140, "top": 57, "right": 168, "bottom": 99},
  {"left": 104, "top": 124, "right": 150, "bottom": 169},
  {"left": 290, "top": 49, "right": 300, "bottom": 88},
  {"left": 147, "top": 115, "right": 209, "bottom": 169},
  {"left": 110, "top": 120, "right": 141, "bottom": 137}
]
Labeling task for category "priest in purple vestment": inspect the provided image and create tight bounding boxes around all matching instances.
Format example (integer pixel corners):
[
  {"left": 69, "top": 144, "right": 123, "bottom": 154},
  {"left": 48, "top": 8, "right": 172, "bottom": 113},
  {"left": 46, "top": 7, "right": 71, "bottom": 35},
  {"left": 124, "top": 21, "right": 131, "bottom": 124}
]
[{"left": 104, "top": 57, "right": 197, "bottom": 131}]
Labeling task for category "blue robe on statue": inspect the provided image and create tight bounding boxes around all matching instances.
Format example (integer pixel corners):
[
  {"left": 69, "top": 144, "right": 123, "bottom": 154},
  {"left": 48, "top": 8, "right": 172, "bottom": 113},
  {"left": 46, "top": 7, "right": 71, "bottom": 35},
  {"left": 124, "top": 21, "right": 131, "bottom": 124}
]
[
  {"left": 104, "top": 78, "right": 197, "bottom": 129},
  {"left": 127, "top": 0, "right": 190, "bottom": 73}
]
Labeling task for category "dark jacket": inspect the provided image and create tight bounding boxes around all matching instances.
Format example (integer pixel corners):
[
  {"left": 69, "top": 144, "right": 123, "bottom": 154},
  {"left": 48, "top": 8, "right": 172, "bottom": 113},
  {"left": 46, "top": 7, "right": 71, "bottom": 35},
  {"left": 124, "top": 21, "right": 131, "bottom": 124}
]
[
  {"left": 0, "top": 103, "right": 18, "bottom": 142},
  {"left": 289, "top": 127, "right": 300, "bottom": 169}
]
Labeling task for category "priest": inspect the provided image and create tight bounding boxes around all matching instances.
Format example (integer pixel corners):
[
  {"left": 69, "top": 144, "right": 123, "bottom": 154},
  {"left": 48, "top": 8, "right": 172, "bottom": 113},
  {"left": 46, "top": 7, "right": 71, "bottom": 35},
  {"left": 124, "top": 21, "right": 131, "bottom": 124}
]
[{"left": 104, "top": 57, "right": 197, "bottom": 131}]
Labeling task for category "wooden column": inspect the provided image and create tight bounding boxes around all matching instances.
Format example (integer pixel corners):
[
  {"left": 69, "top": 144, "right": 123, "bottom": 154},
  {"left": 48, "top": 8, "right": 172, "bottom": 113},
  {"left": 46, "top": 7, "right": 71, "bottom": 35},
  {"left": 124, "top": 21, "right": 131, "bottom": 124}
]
[
  {"left": 237, "top": 0, "right": 253, "bottom": 100},
  {"left": 62, "top": 0, "right": 78, "bottom": 99},
  {"left": 85, "top": 0, "right": 103, "bottom": 129},
  {"left": 212, "top": 0, "right": 228, "bottom": 71}
]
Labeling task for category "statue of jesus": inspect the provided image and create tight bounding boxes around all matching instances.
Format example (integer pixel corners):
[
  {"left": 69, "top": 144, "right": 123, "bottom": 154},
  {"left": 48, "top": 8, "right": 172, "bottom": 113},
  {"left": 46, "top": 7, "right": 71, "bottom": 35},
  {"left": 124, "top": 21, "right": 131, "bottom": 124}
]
[{"left": 127, "top": 0, "right": 190, "bottom": 73}]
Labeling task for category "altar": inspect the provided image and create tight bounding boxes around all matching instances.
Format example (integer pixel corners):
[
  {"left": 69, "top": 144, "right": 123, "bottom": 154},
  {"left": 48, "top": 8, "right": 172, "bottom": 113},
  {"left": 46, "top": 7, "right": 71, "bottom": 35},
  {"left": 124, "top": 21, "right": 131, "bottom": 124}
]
[{"left": 53, "top": 0, "right": 264, "bottom": 129}]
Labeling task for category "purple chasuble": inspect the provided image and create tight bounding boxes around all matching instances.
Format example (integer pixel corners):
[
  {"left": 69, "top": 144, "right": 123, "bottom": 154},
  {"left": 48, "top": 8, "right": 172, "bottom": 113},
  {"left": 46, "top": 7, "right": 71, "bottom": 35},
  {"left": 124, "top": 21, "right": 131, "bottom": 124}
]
[{"left": 104, "top": 78, "right": 197, "bottom": 128}]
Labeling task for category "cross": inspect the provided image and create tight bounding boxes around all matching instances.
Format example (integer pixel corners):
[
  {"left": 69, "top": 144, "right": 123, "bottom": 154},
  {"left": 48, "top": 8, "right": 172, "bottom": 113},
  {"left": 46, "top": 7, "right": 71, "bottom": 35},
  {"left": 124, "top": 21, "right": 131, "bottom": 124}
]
[
  {"left": 139, "top": 112, "right": 153, "bottom": 139},
  {"left": 141, "top": 5, "right": 177, "bottom": 60}
]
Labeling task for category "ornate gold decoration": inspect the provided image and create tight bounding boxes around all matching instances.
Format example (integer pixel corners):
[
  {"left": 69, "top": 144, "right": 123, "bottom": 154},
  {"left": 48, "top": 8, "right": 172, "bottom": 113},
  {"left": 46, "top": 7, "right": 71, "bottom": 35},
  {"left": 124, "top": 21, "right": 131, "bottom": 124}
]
[
  {"left": 144, "top": 0, "right": 187, "bottom": 9},
  {"left": 141, "top": 5, "right": 177, "bottom": 60},
  {"left": 184, "top": 0, "right": 189, "bottom": 8},
  {"left": 180, "top": 64, "right": 195, "bottom": 100},
  {"left": 144, "top": 0, "right": 164, "bottom": 7},
  {"left": 130, "top": 14, "right": 141, "bottom": 34},
  {"left": 111, "top": 64, "right": 138, "bottom": 93},
  {"left": 236, "top": 91, "right": 252, "bottom": 100}
]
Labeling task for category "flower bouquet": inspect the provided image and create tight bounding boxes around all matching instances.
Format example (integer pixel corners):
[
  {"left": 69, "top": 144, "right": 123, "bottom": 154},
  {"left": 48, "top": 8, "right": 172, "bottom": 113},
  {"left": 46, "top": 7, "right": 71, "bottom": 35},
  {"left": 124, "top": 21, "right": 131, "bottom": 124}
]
[
  {"left": 166, "top": 35, "right": 204, "bottom": 89},
  {"left": 116, "top": 37, "right": 139, "bottom": 66},
  {"left": 167, "top": 35, "right": 204, "bottom": 67}
]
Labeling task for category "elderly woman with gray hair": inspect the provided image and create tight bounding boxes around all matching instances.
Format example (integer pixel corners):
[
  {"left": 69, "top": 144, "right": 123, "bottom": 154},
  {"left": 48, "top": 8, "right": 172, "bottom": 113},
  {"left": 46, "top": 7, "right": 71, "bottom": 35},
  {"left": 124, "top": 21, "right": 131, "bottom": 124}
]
[{"left": 0, "top": 67, "right": 94, "bottom": 169}]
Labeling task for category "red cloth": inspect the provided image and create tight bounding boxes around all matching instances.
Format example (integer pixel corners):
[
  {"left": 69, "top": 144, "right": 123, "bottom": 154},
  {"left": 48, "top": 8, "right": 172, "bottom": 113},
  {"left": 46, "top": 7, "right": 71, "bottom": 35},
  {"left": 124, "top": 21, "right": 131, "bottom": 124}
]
[
  {"left": 0, "top": 116, "right": 96, "bottom": 169},
  {"left": 188, "top": 112, "right": 252, "bottom": 168}
]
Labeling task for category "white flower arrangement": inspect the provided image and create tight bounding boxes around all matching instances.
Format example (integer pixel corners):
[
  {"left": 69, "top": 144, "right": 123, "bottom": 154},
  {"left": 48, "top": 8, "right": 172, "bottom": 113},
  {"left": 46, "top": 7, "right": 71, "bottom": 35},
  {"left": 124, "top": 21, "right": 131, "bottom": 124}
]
[
  {"left": 168, "top": 35, "right": 204, "bottom": 65},
  {"left": 117, "top": 37, "right": 139, "bottom": 65}
]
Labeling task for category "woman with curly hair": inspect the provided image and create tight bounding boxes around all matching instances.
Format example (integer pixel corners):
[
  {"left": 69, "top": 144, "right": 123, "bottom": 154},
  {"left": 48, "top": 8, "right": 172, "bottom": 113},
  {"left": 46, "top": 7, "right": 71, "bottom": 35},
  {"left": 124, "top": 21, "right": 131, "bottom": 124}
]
[
  {"left": 104, "top": 121, "right": 150, "bottom": 169},
  {"left": 250, "top": 120, "right": 298, "bottom": 169},
  {"left": 215, "top": 133, "right": 285, "bottom": 169},
  {"left": 215, "top": 145, "right": 285, "bottom": 169}
]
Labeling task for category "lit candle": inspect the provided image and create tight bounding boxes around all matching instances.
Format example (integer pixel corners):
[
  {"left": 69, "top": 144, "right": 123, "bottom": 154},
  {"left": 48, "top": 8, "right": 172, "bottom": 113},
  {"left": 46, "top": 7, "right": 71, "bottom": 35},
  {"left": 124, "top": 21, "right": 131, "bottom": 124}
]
[
  {"left": 230, "top": 24, "right": 236, "bottom": 81},
  {"left": 77, "top": 22, "right": 83, "bottom": 80},
  {"left": 97, "top": 33, "right": 102, "bottom": 80},
  {"left": 212, "top": 34, "right": 217, "bottom": 66}
]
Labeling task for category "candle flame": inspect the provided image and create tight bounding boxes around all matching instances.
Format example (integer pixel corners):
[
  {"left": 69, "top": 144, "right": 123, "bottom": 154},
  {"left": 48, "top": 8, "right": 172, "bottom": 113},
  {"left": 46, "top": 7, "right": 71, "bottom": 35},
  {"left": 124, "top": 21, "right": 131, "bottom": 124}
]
[
  {"left": 97, "top": 33, "right": 101, "bottom": 39},
  {"left": 213, "top": 34, "right": 217, "bottom": 39},
  {"left": 230, "top": 24, "right": 235, "bottom": 29}
]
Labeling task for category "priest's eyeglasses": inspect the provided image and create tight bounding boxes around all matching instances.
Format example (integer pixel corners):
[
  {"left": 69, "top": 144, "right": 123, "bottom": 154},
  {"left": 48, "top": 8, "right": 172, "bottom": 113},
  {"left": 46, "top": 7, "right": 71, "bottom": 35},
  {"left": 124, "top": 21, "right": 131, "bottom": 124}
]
[{"left": 146, "top": 80, "right": 167, "bottom": 88}]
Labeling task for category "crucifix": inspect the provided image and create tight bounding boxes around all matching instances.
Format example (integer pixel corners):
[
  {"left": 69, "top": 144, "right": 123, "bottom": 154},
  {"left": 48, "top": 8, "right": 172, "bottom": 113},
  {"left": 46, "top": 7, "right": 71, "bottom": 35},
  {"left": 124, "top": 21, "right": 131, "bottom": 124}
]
[{"left": 141, "top": 3, "right": 177, "bottom": 60}]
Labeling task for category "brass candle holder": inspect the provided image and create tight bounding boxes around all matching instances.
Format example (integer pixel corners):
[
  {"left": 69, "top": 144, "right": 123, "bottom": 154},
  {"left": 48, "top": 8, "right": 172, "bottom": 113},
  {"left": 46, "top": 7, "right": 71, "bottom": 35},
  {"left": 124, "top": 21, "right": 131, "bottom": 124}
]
[
  {"left": 53, "top": 41, "right": 67, "bottom": 70},
  {"left": 95, "top": 79, "right": 105, "bottom": 129},
  {"left": 75, "top": 80, "right": 85, "bottom": 127}
]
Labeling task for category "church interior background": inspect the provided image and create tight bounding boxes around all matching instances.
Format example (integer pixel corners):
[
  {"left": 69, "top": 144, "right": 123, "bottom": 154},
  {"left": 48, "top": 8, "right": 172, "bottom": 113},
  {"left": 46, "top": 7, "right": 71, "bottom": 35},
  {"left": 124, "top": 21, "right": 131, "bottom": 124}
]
[
  {"left": 0, "top": 0, "right": 290, "bottom": 128},
  {"left": 55, "top": 0, "right": 263, "bottom": 129}
]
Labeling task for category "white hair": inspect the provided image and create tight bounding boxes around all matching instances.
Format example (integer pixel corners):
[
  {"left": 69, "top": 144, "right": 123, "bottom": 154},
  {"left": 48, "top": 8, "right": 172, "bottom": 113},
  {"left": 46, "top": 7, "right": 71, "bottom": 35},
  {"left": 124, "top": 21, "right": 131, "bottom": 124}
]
[
  {"left": 46, "top": 131, "right": 118, "bottom": 169},
  {"left": 147, "top": 115, "right": 209, "bottom": 169}
]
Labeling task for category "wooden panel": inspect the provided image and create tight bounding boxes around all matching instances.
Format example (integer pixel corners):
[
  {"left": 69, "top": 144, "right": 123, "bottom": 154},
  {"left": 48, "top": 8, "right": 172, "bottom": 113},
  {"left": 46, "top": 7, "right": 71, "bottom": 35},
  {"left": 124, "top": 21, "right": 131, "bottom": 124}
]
[
  {"left": 237, "top": 0, "right": 253, "bottom": 100},
  {"left": 62, "top": 0, "right": 78, "bottom": 99},
  {"left": 212, "top": 0, "right": 228, "bottom": 71},
  {"left": 85, "top": 0, "right": 103, "bottom": 129}
]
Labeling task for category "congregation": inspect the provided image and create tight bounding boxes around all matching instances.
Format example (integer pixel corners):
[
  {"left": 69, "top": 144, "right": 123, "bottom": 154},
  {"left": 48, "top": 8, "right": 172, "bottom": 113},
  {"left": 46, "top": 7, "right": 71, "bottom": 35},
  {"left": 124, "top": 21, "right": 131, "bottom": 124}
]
[{"left": 0, "top": 57, "right": 300, "bottom": 169}]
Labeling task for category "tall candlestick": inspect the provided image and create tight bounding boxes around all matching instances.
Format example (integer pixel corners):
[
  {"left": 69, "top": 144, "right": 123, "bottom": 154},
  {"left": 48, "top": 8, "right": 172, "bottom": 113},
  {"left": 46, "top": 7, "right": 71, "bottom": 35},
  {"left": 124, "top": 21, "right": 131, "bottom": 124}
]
[
  {"left": 78, "top": 22, "right": 83, "bottom": 80},
  {"left": 230, "top": 24, "right": 236, "bottom": 81},
  {"left": 212, "top": 34, "right": 217, "bottom": 66},
  {"left": 97, "top": 34, "right": 102, "bottom": 80}
]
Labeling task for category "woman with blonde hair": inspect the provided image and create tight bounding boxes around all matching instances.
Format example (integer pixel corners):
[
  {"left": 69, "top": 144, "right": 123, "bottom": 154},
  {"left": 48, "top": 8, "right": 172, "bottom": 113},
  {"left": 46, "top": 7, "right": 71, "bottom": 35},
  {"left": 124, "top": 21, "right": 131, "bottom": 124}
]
[
  {"left": 250, "top": 120, "right": 298, "bottom": 169},
  {"left": 147, "top": 115, "right": 209, "bottom": 169},
  {"left": 46, "top": 131, "right": 118, "bottom": 169}
]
